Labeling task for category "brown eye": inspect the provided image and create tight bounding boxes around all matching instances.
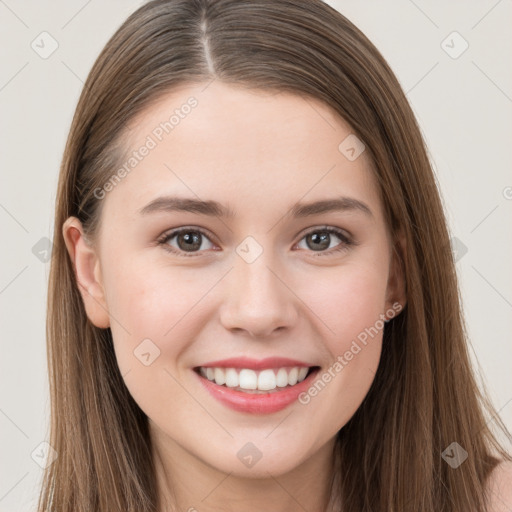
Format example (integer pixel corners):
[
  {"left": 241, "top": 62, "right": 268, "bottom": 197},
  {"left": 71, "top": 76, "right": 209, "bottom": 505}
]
[
  {"left": 305, "top": 232, "right": 331, "bottom": 251},
  {"left": 296, "top": 227, "right": 352, "bottom": 255},
  {"left": 159, "top": 228, "right": 215, "bottom": 256},
  {"left": 175, "top": 231, "right": 203, "bottom": 251}
]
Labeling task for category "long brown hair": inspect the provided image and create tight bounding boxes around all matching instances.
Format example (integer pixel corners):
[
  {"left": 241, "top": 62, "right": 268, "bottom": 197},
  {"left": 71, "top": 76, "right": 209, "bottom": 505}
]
[{"left": 40, "top": 0, "right": 511, "bottom": 510}]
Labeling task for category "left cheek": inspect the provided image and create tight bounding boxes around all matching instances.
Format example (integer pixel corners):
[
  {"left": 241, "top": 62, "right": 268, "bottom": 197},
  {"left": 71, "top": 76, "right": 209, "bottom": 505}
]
[{"left": 306, "top": 267, "right": 387, "bottom": 338}]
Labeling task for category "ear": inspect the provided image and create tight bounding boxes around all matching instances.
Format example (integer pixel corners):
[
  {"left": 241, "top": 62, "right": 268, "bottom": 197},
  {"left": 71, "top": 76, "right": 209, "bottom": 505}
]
[
  {"left": 385, "top": 230, "right": 407, "bottom": 316},
  {"left": 62, "top": 217, "right": 110, "bottom": 329}
]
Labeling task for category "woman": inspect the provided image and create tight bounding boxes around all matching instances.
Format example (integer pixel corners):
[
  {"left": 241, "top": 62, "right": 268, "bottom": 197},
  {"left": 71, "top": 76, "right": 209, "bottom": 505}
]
[{"left": 40, "top": 0, "right": 512, "bottom": 510}]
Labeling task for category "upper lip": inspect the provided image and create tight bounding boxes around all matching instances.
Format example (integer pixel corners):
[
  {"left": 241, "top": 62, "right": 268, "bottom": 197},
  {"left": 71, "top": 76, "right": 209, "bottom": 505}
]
[{"left": 196, "top": 357, "right": 314, "bottom": 370}]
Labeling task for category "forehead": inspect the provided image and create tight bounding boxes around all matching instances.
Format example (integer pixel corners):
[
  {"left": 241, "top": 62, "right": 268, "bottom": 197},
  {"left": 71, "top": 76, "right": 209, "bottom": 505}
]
[
  {"left": 124, "top": 81, "right": 358, "bottom": 162},
  {"left": 103, "top": 81, "right": 382, "bottom": 223}
]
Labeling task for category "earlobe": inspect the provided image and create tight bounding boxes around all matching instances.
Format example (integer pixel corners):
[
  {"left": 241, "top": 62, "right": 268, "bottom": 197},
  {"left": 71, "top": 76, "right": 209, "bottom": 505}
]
[
  {"left": 62, "top": 217, "right": 111, "bottom": 329},
  {"left": 385, "top": 231, "right": 407, "bottom": 316}
]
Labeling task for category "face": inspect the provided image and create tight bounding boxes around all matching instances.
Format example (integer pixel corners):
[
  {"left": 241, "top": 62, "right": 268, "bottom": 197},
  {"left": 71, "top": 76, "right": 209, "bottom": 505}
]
[{"left": 64, "top": 81, "right": 404, "bottom": 479}]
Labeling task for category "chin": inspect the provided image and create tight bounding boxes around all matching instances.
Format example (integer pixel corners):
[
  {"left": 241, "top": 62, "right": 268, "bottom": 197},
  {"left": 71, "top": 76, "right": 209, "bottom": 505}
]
[{"left": 201, "top": 435, "right": 322, "bottom": 479}]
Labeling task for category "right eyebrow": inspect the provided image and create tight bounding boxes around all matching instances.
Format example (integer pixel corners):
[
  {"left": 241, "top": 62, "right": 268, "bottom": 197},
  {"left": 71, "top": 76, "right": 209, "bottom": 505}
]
[{"left": 139, "top": 196, "right": 236, "bottom": 218}]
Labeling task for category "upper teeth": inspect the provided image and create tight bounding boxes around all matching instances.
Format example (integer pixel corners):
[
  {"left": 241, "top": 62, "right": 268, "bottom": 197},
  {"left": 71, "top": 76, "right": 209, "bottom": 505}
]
[{"left": 199, "top": 366, "right": 309, "bottom": 391}]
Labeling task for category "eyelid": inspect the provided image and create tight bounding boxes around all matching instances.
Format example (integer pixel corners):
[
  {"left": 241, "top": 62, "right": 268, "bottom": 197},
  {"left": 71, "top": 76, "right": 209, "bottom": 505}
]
[
  {"left": 296, "top": 224, "right": 352, "bottom": 243},
  {"left": 157, "top": 225, "right": 354, "bottom": 257}
]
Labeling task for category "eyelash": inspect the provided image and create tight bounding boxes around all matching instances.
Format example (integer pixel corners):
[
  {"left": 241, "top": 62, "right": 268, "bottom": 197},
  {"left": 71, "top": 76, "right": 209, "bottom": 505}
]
[{"left": 156, "top": 226, "right": 355, "bottom": 258}]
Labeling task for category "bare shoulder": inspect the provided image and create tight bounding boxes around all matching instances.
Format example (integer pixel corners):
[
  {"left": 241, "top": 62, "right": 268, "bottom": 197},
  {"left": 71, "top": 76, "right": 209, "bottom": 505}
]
[{"left": 486, "top": 461, "right": 512, "bottom": 512}]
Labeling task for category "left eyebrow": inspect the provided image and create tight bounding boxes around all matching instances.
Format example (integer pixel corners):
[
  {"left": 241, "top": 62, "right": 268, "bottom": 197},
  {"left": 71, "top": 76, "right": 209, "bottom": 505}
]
[
  {"left": 290, "top": 197, "right": 373, "bottom": 218},
  {"left": 138, "top": 195, "right": 373, "bottom": 219}
]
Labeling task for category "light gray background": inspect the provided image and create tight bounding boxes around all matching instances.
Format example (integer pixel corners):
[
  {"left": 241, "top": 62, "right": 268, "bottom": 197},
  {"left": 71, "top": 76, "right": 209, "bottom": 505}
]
[{"left": 0, "top": 1, "right": 511, "bottom": 509}]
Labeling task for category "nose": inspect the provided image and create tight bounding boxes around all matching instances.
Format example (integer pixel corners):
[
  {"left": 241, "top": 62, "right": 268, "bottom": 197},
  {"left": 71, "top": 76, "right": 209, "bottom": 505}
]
[{"left": 219, "top": 252, "right": 298, "bottom": 338}]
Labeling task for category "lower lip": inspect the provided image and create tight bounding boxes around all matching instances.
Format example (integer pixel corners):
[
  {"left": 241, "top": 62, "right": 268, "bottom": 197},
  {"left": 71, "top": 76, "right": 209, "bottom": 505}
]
[{"left": 195, "top": 368, "right": 319, "bottom": 414}]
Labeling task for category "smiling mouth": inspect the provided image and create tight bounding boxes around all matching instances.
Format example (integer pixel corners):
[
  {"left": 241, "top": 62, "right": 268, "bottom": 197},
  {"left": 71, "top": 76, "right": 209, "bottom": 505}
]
[{"left": 194, "top": 366, "right": 319, "bottom": 394}]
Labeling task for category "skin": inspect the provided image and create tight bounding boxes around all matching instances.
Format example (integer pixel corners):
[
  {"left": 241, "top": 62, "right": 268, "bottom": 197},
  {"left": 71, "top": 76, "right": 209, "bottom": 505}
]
[{"left": 63, "top": 81, "right": 407, "bottom": 511}]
